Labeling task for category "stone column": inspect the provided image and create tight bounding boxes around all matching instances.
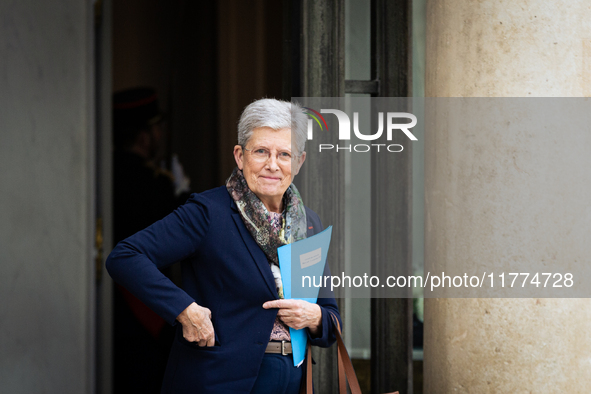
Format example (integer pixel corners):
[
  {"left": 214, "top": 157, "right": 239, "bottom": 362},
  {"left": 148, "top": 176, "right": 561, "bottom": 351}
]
[
  {"left": 0, "top": 1, "right": 96, "bottom": 392},
  {"left": 424, "top": 0, "right": 591, "bottom": 392}
]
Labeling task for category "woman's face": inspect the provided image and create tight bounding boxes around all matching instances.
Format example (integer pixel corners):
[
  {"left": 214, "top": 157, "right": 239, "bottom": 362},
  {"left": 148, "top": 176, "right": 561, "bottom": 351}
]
[{"left": 233, "top": 127, "right": 306, "bottom": 212}]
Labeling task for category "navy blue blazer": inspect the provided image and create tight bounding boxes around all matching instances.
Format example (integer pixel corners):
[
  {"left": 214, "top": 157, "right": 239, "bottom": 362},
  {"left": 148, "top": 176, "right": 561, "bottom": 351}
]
[{"left": 106, "top": 186, "right": 341, "bottom": 393}]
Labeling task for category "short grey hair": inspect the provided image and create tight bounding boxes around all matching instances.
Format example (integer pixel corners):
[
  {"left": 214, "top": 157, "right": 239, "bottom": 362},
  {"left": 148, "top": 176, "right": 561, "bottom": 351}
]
[{"left": 237, "top": 98, "right": 308, "bottom": 156}]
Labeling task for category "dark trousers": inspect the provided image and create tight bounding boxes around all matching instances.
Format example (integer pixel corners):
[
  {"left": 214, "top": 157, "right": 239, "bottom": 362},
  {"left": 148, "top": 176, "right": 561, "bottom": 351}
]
[{"left": 250, "top": 353, "right": 304, "bottom": 394}]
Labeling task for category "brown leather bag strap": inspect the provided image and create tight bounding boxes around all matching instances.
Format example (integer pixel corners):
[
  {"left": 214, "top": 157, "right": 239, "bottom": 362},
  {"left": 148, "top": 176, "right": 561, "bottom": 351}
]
[
  {"left": 302, "top": 312, "right": 400, "bottom": 394},
  {"left": 301, "top": 312, "right": 367, "bottom": 394},
  {"left": 300, "top": 340, "right": 313, "bottom": 394},
  {"left": 330, "top": 312, "right": 363, "bottom": 394},
  {"left": 337, "top": 344, "right": 347, "bottom": 394},
  {"left": 331, "top": 314, "right": 347, "bottom": 394}
]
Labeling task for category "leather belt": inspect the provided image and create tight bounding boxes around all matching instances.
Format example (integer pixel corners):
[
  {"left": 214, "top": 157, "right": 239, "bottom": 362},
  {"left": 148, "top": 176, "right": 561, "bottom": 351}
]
[{"left": 265, "top": 340, "right": 292, "bottom": 355}]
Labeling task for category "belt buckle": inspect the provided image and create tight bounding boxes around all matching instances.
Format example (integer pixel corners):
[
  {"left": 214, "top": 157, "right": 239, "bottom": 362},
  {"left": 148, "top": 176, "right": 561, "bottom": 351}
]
[{"left": 281, "top": 340, "right": 287, "bottom": 356}]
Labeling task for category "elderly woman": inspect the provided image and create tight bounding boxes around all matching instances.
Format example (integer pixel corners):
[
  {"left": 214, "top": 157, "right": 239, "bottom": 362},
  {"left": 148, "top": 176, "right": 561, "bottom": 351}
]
[{"left": 106, "top": 98, "right": 341, "bottom": 393}]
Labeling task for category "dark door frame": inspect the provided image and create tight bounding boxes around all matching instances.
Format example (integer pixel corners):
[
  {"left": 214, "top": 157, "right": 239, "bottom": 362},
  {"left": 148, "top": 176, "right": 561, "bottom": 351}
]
[{"left": 285, "top": 0, "right": 413, "bottom": 393}]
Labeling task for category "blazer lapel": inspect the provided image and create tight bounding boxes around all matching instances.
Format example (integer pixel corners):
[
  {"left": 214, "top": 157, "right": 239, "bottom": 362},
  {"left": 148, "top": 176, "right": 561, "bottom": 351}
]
[{"left": 231, "top": 209, "right": 278, "bottom": 299}]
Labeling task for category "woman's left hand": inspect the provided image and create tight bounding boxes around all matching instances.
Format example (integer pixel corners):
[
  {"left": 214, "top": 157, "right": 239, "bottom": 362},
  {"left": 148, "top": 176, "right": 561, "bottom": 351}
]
[{"left": 263, "top": 299, "right": 322, "bottom": 335}]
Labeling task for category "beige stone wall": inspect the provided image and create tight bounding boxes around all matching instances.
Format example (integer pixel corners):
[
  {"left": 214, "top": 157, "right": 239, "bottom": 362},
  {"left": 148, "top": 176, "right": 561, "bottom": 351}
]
[
  {"left": 0, "top": 1, "right": 96, "bottom": 392},
  {"left": 426, "top": 0, "right": 591, "bottom": 97},
  {"left": 424, "top": 0, "right": 591, "bottom": 392}
]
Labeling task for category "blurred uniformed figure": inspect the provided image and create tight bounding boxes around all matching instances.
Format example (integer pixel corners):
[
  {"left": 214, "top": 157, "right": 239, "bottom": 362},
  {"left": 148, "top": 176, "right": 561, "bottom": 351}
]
[{"left": 112, "top": 87, "right": 190, "bottom": 393}]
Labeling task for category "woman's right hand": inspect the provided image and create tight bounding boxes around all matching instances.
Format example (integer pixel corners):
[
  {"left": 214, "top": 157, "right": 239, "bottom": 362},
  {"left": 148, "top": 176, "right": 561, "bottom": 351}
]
[{"left": 176, "top": 302, "right": 216, "bottom": 347}]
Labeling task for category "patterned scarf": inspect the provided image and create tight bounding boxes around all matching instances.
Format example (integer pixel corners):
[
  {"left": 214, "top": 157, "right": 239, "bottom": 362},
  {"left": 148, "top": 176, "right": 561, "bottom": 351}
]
[{"left": 226, "top": 167, "right": 307, "bottom": 298}]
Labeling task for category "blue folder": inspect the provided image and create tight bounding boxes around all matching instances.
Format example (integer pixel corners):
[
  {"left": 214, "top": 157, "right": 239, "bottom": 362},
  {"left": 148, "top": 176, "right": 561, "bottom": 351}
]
[{"left": 277, "top": 226, "right": 333, "bottom": 367}]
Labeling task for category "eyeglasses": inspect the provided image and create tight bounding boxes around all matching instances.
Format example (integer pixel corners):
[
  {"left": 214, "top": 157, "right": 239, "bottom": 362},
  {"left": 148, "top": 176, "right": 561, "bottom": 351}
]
[{"left": 243, "top": 147, "right": 297, "bottom": 164}]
